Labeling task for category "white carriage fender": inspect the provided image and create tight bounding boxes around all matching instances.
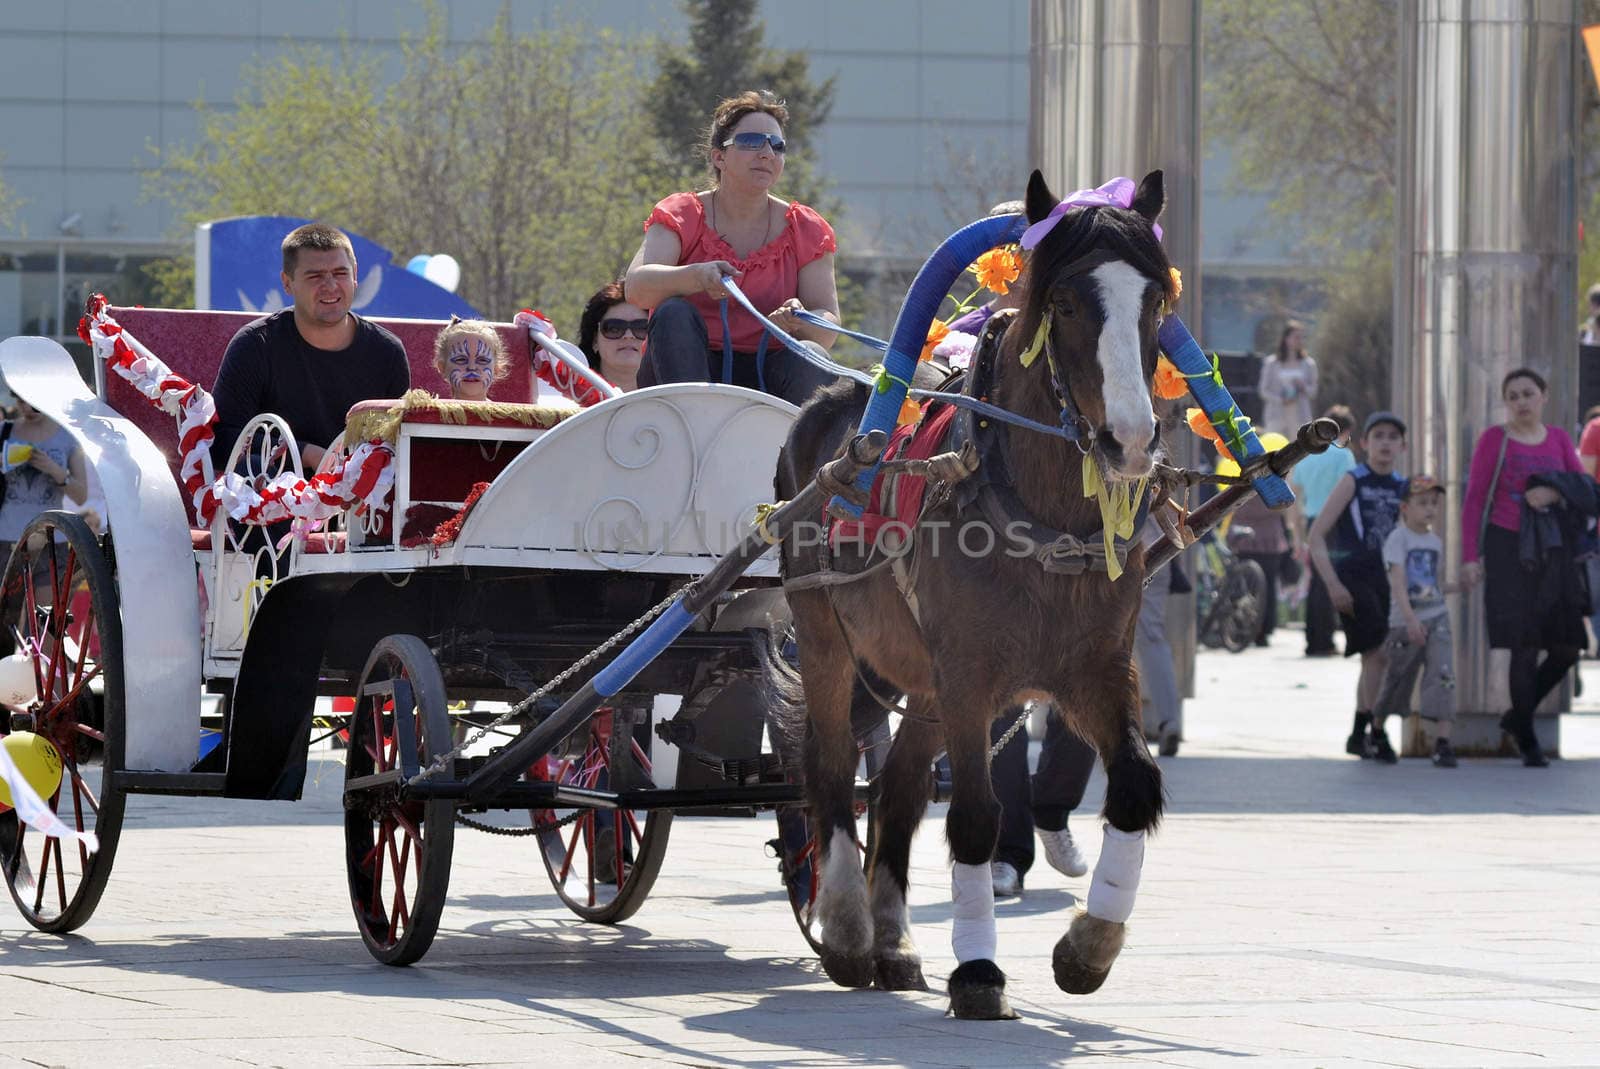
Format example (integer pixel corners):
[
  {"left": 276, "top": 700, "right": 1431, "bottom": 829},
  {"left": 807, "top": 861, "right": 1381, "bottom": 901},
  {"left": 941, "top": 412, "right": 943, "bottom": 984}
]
[{"left": 0, "top": 337, "right": 203, "bottom": 772}]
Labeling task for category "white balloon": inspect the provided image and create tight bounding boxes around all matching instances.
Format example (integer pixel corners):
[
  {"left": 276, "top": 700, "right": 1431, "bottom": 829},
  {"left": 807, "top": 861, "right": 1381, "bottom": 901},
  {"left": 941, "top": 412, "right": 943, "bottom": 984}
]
[
  {"left": 423, "top": 254, "right": 461, "bottom": 293},
  {"left": 0, "top": 652, "right": 37, "bottom": 710}
]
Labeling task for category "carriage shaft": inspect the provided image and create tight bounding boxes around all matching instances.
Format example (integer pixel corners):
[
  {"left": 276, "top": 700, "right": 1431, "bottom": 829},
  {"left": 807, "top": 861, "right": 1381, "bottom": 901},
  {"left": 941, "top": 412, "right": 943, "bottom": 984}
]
[
  {"left": 458, "top": 433, "right": 889, "bottom": 805},
  {"left": 1143, "top": 417, "right": 1338, "bottom": 584}
]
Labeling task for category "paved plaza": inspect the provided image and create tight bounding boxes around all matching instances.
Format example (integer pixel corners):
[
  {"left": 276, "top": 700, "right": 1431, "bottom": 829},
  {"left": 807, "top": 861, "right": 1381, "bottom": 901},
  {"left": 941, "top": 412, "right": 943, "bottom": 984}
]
[{"left": 1, "top": 629, "right": 1596, "bottom": 1068}]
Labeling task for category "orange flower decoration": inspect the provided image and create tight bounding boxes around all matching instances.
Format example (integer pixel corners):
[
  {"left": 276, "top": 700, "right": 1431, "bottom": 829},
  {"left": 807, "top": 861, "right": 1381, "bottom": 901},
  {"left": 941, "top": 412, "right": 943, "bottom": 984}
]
[
  {"left": 921, "top": 319, "right": 950, "bottom": 362},
  {"left": 972, "top": 246, "right": 1022, "bottom": 296},
  {"left": 1186, "top": 406, "right": 1233, "bottom": 462},
  {"left": 1167, "top": 267, "right": 1183, "bottom": 305},
  {"left": 1154, "top": 355, "right": 1187, "bottom": 400}
]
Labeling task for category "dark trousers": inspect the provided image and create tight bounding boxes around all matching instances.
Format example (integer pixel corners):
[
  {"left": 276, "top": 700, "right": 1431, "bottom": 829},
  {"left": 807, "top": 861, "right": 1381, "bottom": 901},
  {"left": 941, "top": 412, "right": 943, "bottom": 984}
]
[
  {"left": 990, "top": 705, "right": 1097, "bottom": 875},
  {"left": 1305, "top": 565, "right": 1339, "bottom": 654},
  {"left": 636, "top": 296, "right": 838, "bottom": 408},
  {"left": 1507, "top": 645, "right": 1579, "bottom": 738}
]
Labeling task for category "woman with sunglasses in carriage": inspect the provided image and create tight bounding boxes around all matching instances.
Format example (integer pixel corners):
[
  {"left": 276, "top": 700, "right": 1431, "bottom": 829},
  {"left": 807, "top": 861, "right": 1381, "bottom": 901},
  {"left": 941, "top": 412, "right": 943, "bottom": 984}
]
[
  {"left": 625, "top": 90, "right": 841, "bottom": 408},
  {"left": 576, "top": 281, "right": 649, "bottom": 394}
]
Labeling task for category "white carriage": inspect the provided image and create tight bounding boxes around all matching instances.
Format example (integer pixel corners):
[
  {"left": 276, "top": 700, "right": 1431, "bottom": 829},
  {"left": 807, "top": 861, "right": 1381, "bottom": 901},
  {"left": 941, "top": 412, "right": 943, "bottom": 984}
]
[{"left": 0, "top": 308, "right": 821, "bottom": 964}]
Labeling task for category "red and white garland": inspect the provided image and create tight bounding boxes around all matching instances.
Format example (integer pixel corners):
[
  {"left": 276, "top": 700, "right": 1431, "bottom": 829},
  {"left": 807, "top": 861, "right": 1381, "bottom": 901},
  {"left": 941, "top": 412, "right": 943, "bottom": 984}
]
[
  {"left": 78, "top": 294, "right": 395, "bottom": 528},
  {"left": 516, "top": 308, "right": 616, "bottom": 408}
]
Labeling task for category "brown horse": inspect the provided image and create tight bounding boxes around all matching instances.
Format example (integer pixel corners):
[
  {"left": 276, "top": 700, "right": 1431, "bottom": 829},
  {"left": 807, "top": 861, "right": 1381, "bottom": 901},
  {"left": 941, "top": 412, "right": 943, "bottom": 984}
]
[{"left": 772, "top": 170, "right": 1171, "bottom": 1019}]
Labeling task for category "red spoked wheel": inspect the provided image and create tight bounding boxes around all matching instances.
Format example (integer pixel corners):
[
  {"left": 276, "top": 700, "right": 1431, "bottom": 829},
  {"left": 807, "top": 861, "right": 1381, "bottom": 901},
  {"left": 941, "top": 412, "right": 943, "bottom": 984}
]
[
  {"left": 531, "top": 707, "right": 670, "bottom": 924},
  {"left": 343, "top": 634, "right": 455, "bottom": 966},
  {"left": 0, "top": 511, "right": 125, "bottom": 933}
]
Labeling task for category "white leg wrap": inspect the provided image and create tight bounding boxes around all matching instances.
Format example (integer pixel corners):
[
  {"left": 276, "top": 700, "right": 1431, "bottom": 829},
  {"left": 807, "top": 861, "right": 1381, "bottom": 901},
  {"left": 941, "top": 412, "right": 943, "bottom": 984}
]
[
  {"left": 1086, "top": 824, "right": 1145, "bottom": 924},
  {"left": 950, "top": 861, "right": 997, "bottom": 963}
]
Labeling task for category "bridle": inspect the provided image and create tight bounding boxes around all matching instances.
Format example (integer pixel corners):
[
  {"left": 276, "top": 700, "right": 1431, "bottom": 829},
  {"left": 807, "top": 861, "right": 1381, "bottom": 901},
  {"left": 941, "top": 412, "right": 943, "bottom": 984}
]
[{"left": 1021, "top": 247, "right": 1166, "bottom": 456}]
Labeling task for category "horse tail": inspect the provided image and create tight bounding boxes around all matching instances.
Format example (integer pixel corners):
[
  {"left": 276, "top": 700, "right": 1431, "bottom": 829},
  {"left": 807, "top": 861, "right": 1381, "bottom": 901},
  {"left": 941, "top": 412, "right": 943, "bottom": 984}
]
[{"left": 758, "top": 626, "right": 811, "bottom": 776}]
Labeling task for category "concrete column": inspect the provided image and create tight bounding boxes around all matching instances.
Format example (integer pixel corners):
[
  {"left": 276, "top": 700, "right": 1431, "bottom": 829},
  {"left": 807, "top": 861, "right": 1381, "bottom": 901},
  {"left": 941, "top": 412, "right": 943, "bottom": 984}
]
[
  {"left": 1031, "top": 0, "right": 1203, "bottom": 712},
  {"left": 1395, "top": 0, "right": 1579, "bottom": 754}
]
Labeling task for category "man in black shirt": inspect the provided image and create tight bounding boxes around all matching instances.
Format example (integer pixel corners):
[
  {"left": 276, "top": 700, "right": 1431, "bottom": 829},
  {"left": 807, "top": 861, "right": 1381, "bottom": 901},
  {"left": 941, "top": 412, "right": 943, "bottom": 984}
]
[{"left": 210, "top": 223, "right": 410, "bottom": 471}]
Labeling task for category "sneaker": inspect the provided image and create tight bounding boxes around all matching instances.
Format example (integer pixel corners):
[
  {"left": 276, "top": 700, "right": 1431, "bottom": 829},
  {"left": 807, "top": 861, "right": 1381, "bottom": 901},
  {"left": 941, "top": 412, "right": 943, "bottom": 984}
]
[
  {"left": 1370, "top": 730, "right": 1398, "bottom": 765},
  {"left": 1431, "top": 741, "right": 1458, "bottom": 768},
  {"left": 1038, "top": 826, "right": 1089, "bottom": 878},
  {"left": 990, "top": 861, "right": 1022, "bottom": 897},
  {"left": 1345, "top": 730, "right": 1374, "bottom": 759}
]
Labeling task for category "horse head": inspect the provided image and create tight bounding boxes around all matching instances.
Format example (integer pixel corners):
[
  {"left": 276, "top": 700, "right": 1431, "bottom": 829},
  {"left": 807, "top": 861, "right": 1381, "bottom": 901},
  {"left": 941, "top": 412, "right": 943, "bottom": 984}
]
[{"left": 1008, "top": 169, "right": 1173, "bottom": 483}]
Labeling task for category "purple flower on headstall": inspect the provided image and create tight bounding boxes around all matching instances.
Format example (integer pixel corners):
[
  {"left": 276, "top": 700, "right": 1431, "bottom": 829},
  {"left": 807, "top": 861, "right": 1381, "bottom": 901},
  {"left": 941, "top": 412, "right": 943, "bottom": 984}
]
[{"left": 1019, "top": 177, "right": 1163, "bottom": 251}]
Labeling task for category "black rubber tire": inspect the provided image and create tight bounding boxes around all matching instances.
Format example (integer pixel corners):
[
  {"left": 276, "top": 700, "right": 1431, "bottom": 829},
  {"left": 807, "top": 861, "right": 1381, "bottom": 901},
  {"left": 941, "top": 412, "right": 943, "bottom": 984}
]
[
  {"left": 0, "top": 512, "right": 125, "bottom": 933},
  {"left": 532, "top": 704, "right": 671, "bottom": 924},
  {"left": 343, "top": 634, "right": 455, "bottom": 966},
  {"left": 1219, "top": 559, "right": 1269, "bottom": 653}
]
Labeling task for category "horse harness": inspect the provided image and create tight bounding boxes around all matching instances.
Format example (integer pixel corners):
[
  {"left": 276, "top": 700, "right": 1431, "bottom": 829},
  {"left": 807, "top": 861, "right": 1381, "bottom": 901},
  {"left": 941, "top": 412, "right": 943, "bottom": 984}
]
[{"left": 784, "top": 307, "right": 1156, "bottom": 623}]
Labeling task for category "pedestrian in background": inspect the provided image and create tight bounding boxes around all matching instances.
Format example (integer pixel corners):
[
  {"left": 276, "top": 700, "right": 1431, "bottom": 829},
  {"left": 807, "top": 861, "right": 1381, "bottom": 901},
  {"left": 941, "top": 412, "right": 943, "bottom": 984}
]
[
  {"left": 1461, "top": 368, "right": 1595, "bottom": 767},
  {"left": 1258, "top": 320, "right": 1318, "bottom": 437},
  {"left": 989, "top": 703, "right": 1093, "bottom": 897},
  {"left": 1292, "top": 405, "right": 1358, "bottom": 656},
  {"left": 1309, "top": 411, "right": 1407, "bottom": 761},
  {"left": 1371, "top": 476, "right": 1459, "bottom": 767}
]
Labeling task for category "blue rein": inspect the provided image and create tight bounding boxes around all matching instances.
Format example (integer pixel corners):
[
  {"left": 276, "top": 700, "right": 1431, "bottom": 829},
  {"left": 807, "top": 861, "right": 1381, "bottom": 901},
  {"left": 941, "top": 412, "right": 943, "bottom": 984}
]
[{"left": 720, "top": 279, "right": 1085, "bottom": 446}]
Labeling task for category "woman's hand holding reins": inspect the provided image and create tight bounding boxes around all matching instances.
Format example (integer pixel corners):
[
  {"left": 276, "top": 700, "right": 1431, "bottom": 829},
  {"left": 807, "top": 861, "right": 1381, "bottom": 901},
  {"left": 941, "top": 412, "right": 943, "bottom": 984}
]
[{"left": 686, "top": 261, "right": 740, "bottom": 300}]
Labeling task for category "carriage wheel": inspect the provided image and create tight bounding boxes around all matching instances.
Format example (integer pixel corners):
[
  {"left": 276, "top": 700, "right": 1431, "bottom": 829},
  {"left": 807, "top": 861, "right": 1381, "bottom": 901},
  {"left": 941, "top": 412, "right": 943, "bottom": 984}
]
[
  {"left": 1218, "top": 559, "right": 1269, "bottom": 654},
  {"left": 343, "top": 634, "right": 455, "bottom": 966},
  {"left": 0, "top": 511, "right": 125, "bottom": 933},
  {"left": 531, "top": 706, "right": 671, "bottom": 924}
]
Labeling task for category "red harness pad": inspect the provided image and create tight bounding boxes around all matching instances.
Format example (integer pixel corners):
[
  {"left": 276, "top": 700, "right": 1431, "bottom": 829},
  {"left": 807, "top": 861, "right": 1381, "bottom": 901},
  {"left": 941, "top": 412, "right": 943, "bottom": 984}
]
[{"left": 829, "top": 404, "right": 958, "bottom": 547}]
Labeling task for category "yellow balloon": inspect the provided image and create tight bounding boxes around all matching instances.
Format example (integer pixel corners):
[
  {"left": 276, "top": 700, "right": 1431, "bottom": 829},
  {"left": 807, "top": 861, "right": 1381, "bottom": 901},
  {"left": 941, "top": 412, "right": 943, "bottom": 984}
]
[
  {"left": 1215, "top": 432, "right": 1290, "bottom": 480},
  {"left": 0, "top": 731, "right": 64, "bottom": 810}
]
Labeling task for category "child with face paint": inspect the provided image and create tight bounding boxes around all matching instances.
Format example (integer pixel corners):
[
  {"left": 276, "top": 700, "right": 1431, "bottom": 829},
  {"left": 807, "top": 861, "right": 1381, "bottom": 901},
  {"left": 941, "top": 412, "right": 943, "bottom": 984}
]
[{"left": 432, "top": 318, "right": 509, "bottom": 402}]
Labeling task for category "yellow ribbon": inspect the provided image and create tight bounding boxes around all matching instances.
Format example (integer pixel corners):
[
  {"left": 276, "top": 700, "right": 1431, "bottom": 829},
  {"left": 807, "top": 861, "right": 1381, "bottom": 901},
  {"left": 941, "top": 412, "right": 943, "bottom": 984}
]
[
  {"left": 241, "top": 576, "right": 273, "bottom": 639},
  {"left": 752, "top": 501, "right": 783, "bottom": 545},
  {"left": 1081, "top": 455, "right": 1147, "bottom": 582},
  {"left": 1019, "top": 316, "right": 1050, "bottom": 368}
]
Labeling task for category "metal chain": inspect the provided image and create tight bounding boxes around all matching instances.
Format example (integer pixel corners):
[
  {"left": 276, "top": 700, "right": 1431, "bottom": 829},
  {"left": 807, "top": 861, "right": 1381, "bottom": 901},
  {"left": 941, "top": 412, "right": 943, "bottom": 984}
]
[
  {"left": 408, "top": 586, "right": 687, "bottom": 785},
  {"left": 988, "top": 703, "right": 1031, "bottom": 759},
  {"left": 455, "top": 811, "right": 569, "bottom": 837}
]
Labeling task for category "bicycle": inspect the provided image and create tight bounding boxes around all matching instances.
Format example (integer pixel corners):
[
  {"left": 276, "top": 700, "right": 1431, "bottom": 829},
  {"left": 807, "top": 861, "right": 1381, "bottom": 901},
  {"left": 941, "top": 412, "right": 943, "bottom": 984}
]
[{"left": 1191, "top": 527, "right": 1269, "bottom": 653}]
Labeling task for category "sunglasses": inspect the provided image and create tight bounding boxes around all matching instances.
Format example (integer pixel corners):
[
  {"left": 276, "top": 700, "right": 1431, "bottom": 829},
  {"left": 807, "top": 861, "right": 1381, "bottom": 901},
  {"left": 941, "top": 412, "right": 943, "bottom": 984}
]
[
  {"left": 600, "top": 317, "right": 649, "bottom": 340},
  {"left": 722, "top": 131, "right": 787, "bottom": 154}
]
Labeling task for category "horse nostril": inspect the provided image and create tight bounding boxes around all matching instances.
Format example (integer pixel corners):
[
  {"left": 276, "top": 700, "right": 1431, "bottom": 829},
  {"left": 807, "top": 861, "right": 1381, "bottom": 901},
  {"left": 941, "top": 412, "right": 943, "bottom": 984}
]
[{"left": 1096, "top": 427, "right": 1124, "bottom": 462}]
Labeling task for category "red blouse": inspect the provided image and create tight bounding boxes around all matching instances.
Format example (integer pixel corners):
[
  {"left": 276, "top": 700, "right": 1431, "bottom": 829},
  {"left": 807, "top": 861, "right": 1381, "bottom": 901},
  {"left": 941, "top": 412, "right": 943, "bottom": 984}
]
[{"left": 643, "top": 192, "right": 837, "bottom": 351}]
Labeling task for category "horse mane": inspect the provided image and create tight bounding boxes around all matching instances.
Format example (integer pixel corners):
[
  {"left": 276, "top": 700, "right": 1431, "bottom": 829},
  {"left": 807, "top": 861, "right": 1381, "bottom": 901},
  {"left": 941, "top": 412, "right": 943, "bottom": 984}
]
[{"left": 1018, "top": 206, "right": 1172, "bottom": 337}]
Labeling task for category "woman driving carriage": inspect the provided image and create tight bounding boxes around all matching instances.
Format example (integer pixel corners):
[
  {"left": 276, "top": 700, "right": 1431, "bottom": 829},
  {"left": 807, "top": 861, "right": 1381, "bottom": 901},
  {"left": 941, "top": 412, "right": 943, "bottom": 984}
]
[{"left": 625, "top": 90, "right": 841, "bottom": 407}]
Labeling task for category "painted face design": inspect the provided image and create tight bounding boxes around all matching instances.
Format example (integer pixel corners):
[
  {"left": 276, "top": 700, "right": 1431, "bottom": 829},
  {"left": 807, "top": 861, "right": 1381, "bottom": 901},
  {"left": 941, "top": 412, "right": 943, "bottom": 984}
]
[{"left": 448, "top": 337, "right": 496, "bottom": 392}]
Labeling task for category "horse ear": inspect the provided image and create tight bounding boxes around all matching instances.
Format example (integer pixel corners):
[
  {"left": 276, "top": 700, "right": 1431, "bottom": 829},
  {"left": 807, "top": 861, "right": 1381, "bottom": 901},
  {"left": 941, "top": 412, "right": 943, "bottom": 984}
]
[
  {"left": 1024, "top": 170, "right": 1058, "bottom": 225},
  {"left": 1131, "top": 170, "right": 1165, "bottom": 223}
]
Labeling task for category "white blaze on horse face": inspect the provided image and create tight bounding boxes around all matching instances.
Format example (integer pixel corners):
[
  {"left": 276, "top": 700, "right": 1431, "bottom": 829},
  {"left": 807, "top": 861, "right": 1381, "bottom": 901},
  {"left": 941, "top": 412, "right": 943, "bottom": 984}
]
[{"left": 1091, "top": 261, "right": 1157, "bottom": 471}]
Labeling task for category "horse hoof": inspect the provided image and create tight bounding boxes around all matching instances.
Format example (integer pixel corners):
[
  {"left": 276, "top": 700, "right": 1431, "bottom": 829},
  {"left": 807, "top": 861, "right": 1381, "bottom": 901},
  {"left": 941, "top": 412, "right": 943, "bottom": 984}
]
[
  {"left": 874, "top": 954, "right": 927, "bottom": 991},
  {"left": 819, "top": 951, "right": 875, "bottom": 989},
  {"left": 1051, "top": 932, "right": 1112, "bottom": 995},
  {"left": 947, "top": 959, "right": 1020, "bottom": 1020}
]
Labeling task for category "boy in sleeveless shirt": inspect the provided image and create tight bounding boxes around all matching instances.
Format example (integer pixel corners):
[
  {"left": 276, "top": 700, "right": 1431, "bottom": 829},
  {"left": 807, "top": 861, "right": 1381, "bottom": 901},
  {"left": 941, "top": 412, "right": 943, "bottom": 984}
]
[{"left": 1308, "top": 411, "right": 1408, "bottom": 760}]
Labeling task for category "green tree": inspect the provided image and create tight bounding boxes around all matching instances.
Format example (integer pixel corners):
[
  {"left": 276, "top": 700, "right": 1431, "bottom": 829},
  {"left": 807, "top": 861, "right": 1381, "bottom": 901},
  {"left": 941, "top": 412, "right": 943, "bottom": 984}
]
[
  {"left": 145, "top": 4, "right": 658, "bottom": 330},
  {"left": 646, "top": 0, "right": 837, "bottom": 205}
]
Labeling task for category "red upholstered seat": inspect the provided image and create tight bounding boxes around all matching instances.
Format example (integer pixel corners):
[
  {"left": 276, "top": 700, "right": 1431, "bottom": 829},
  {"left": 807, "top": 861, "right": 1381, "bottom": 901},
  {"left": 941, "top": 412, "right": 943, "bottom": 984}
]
[{"left": 104, "top": 307, "right": 536, "bottom": 524}]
